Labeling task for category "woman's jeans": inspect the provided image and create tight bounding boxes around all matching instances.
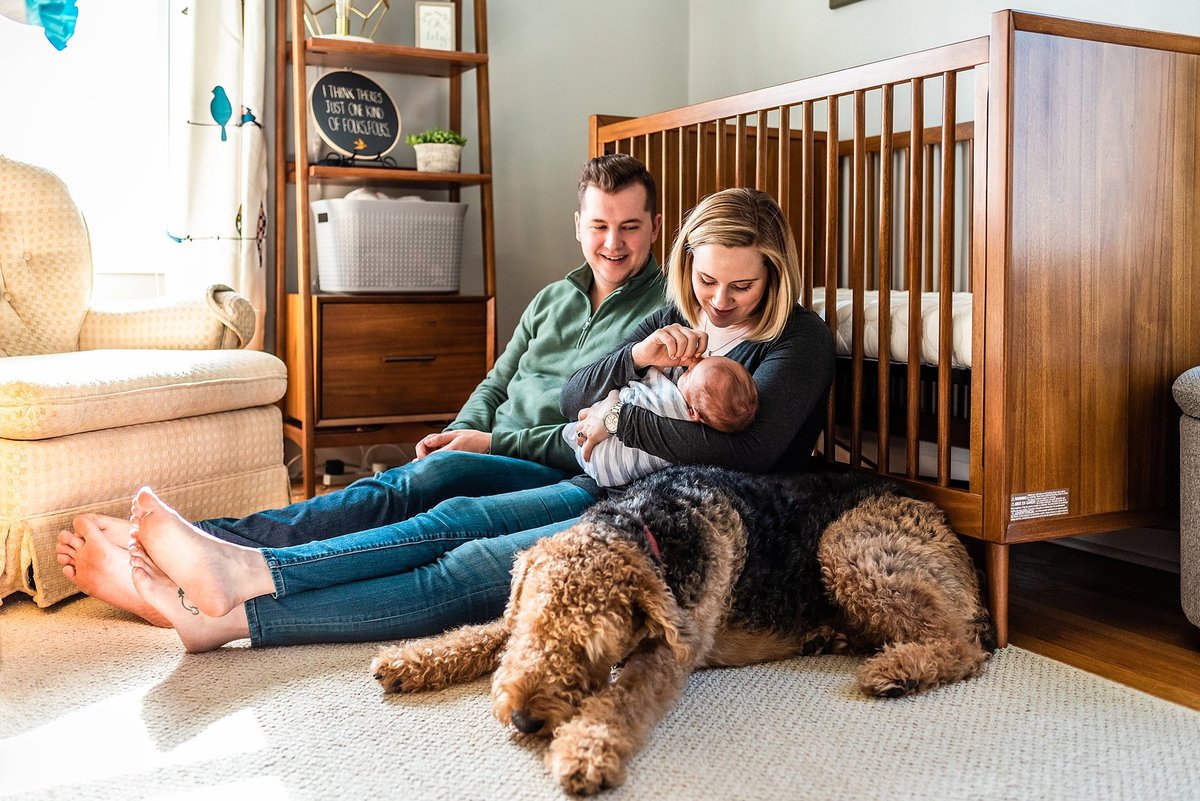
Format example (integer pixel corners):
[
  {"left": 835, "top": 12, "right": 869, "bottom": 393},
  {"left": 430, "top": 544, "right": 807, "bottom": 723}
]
[{"left": 195, "top": 451, "right": 599, "bottom": 646}]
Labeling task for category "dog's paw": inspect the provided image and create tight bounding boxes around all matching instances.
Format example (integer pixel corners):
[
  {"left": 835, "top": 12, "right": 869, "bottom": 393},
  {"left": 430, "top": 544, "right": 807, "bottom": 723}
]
[
  {"left": 855, "top": 642, "right": 938, "bottom": 698},
  {"left": 798, "top": 625, "right": 849, "bottom": 656},
  {"left": 371, "top": 646, "right": 424, "bottom": 693},
  {"left": 547, "top": 722, "right": 628, "bottom": 795}
]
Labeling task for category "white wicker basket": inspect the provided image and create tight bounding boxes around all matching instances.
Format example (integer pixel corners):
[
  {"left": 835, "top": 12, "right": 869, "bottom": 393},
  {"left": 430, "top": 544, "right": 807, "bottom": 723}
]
[{"left": 311, "top": 197, "right": 467, "bottom": 293}]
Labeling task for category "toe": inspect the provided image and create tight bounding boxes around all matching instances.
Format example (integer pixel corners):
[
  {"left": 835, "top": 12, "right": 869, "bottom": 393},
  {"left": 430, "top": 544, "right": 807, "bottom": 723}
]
[{"left": 62, "top": 564, "right": 76, "bottom": 580}]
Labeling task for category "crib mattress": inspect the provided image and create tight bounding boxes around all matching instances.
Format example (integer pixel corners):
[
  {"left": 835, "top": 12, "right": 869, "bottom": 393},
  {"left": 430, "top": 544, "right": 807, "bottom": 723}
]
[{"left": 810, "top": 289, "right": 973, "bottom": 369}]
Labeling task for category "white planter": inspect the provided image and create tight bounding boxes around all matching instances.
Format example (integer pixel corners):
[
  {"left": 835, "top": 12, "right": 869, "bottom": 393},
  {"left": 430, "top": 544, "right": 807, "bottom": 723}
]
[{"left": 413, "top": 143, "right": 463, "bottom": 173}]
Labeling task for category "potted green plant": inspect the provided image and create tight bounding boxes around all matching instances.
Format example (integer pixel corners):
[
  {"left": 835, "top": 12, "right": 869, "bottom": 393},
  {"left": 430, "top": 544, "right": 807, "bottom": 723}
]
[{"left": 406, "top": 128, "right": 467, "bottom": 172}]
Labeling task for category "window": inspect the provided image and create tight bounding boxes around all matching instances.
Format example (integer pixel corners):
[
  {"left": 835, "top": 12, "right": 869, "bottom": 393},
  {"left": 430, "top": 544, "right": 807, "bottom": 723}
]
[{"left": 0, "top": 3, "right": 170, "bottom": 300}]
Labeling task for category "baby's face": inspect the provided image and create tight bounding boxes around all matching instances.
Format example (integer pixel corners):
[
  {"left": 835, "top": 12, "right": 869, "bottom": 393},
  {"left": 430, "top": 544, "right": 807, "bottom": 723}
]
[{"left": 677, "top": 361, "right": 716, "bottom": 423}]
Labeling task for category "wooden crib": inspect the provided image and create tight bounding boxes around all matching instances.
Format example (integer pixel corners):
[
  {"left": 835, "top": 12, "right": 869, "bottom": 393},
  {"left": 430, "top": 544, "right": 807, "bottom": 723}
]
[{"left": 589, "top": 10, "right": 1200, "bottom": 645}]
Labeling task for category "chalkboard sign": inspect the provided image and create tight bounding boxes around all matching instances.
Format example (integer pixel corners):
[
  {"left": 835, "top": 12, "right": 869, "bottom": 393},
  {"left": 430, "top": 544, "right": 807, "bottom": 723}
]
[{"left": 308, "top": 70, "right": 401, "bottom": 159}]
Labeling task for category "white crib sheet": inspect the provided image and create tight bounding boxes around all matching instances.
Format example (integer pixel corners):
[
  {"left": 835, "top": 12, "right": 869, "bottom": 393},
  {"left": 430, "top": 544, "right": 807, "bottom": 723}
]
[{"left": 810, "top": 289, "right": 973, "bottom": 369}]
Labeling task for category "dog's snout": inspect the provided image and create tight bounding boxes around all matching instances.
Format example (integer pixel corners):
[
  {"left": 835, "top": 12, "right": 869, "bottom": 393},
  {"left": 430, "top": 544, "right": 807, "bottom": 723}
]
[{"left": 509, "top": 708, "right": 545, "bottom": 734}]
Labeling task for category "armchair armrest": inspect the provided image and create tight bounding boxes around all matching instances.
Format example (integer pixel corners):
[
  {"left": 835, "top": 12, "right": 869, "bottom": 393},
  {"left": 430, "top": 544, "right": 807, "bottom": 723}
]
[
  {"left": 1175, "top": 367, "right": 1200, "bottom": 420},
  {"left": 78, "top": 284, "right": 256, "bottom": 351}
]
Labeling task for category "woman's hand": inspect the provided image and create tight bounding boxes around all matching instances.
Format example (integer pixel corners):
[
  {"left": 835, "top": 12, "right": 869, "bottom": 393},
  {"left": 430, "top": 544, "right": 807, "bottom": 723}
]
[
  {"left": 574, "top": 390, "right": 621, "bottom": 461},
  {"left": 414, "top": 430, "right": 492, "bottom": 459},
  {"left": 630, "top": 323, "right": 708, "bottom": 370}
]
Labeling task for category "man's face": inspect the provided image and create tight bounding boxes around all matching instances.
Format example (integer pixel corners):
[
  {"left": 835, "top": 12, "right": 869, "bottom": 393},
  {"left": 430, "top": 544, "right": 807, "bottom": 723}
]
[{"left": 575, "top": 184, "right": 661, "bottom": 297}]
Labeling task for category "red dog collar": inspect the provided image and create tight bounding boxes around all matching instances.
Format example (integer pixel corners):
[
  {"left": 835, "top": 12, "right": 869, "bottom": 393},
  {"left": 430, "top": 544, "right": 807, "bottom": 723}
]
[{"left": 641, "top": 523, "right": 663, "bottom": 562}]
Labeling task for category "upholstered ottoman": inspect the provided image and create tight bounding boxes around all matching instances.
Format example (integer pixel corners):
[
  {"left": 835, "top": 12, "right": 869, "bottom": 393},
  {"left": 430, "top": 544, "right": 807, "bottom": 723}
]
[{"left": 1174, "top": 367, "right": 1200, "bottom": 629}]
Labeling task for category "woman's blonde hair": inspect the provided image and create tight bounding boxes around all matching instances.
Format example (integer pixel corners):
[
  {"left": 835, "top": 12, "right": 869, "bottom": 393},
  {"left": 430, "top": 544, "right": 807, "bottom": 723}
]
[{"left": 665, "top": 188, "right": 801, "bottom": 343}]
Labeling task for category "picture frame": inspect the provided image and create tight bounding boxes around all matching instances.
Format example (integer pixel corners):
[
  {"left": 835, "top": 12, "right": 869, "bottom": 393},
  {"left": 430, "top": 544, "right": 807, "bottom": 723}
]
[{"left": 415, "top": 1, "right": 455, "bottom": 51}]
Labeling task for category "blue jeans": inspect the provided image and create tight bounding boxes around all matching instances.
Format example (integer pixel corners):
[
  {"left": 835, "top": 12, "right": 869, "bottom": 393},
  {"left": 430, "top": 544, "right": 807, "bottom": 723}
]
[
  {"left": 198, "top": 451, "right": 569, "bottom": 548},
  {"left": 243, "top": 481, "right": 596, "bottom": 646}
]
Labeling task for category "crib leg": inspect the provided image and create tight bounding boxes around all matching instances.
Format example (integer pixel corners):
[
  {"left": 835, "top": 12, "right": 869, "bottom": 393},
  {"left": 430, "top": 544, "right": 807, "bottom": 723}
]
[{"left": 985, "top": 542, "right": 1009, "bottom": 647}]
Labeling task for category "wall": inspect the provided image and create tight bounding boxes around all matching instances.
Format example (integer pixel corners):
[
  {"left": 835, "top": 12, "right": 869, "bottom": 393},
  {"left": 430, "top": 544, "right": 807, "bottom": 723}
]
[
  {"left": 686, "top": 0, "right": 1200, "bottom": 103},
  {"left": 487, "top": 1, "right": 688, "bottom": 337}
]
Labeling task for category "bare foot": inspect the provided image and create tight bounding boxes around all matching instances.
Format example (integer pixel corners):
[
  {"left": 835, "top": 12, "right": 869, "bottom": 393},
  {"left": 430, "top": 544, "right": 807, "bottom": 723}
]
[
  {"left": 130, "top": 544, "right": 251, "bottom": 653},
  {"left": 55, "top": 517, "right": 170, "bottom": 627},
  {"left": 130, "top": 487, "right": 275, "bottom": 618}
]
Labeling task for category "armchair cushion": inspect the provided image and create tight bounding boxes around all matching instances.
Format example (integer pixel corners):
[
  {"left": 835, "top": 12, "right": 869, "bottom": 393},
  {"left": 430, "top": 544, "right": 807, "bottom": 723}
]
[
  {"left": 0, "top": 349, "right": 286, "bottom": 440},
  {"left": 79, "top": 284, "right": 257, "bottom": 351}
]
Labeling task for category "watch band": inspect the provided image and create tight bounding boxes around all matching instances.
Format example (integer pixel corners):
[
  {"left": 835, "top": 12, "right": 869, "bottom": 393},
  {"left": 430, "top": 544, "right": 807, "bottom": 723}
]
[{"left": 604, "top": 401, "right": 624, "bottom": 434}]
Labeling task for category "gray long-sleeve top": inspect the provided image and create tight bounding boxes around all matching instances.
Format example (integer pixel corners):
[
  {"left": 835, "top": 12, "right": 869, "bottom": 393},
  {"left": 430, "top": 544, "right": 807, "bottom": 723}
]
[{"left": 560, "top": 305, "right": 835, "bottom": 475}]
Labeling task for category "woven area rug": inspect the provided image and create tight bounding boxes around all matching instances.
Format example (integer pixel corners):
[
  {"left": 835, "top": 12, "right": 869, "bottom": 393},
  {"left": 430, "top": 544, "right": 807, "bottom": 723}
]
[{"left": 3, "top": 595, "right": 1198, "bottom": 801}]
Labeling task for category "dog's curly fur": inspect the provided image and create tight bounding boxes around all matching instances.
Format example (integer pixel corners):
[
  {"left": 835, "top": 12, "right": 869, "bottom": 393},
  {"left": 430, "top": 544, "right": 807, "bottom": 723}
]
[{"left": 372, "top": 467, "right": 995, "bottom": 795}]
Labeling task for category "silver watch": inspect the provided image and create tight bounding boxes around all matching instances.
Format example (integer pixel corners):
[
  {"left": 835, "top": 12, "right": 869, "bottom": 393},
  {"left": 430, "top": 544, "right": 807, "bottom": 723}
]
[{"left": 603, "top": 401, "right": 624, "bottom": 435}]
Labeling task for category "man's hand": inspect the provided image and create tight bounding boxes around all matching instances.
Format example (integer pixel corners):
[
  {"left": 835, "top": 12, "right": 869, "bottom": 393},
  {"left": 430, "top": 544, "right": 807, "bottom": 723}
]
[
  {"left": 574, "top": 390, "right": 620, "bottom": 461},
  {"left": 630, "top": 323, "right": 708, "bottom": 370},
  {"left": 415, "top": 429, "right": 493, "bottom": 459}
]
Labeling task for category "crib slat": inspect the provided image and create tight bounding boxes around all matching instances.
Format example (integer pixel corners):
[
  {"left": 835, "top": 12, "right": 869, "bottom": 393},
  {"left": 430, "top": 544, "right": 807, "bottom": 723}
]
[
  {"left": 969, "top": 63, "right": 988, "bottom": 493},
  {"left": 756, "top": 110, "right": 769, "bottom": 191},
  {"left": 777, "top": 105, "right": 791, "bottom": 227},
  {"left": 938, "top": 71, "right": 956, "bottom": 486},
  {"left": 924, "top": 143, "right": 935, "bottom": 291},
  {"left": 801, "top": 102, "right": 815, "bottom": 308},
  {"left": 646, "top": 133, "right": 665, "bottom": 265},
  {"left": 661, "top": 129, "right": 671, "bottom": 249},
  {"left": 850, "top": 90, "right": 867, "bottom": 467},
  {"left": 677, "top": 126, "right": 687, "bottom": 242},
  {"left": 878, "top": 84, "right": 894, "bottom": 477},
  {"left": 824, "top": 96, "right": 840, "bottom": 463},
  {"left": 695, "top": 122, "right": 707, "bottom": 202},
  {"left": 735, "top": 115, "right": 748, "bottom": 187},
  {"left": 906, "top": 77, "right": 924, "bottom": 479},
  {"left": 866, "top": 148, "right": 876, "bottom": 292},
  {"left": 716, "top": 119, "right": 727, "bottom": 190}
]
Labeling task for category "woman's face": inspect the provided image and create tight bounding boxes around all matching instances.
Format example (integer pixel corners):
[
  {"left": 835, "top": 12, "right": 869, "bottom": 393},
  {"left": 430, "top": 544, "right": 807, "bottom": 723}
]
[{"left": 689, "top": 244, "right": 769, "bottom": 328}]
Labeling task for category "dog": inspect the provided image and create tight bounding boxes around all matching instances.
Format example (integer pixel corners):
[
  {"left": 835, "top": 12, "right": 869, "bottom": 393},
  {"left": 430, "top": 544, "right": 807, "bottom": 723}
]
[{"left": 372, "top": 466, "right": 995, "bottom": 795}]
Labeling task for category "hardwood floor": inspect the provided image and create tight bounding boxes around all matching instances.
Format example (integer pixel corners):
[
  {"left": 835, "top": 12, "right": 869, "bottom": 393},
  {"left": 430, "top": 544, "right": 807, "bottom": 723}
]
[{"left": 1005, "top": 541, "right": 1200, "bottom": 710}]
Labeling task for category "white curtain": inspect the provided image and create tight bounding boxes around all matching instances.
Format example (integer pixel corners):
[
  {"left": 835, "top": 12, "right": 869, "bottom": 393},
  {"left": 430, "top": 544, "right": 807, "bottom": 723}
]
[{"left": 166, "top": 0, "right": 267, "bottom": 348}]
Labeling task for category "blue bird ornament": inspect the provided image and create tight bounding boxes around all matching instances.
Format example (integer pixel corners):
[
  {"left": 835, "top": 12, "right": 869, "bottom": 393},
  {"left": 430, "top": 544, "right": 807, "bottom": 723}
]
[{"left": 210, "top": 86, "right": 233, "bottom": 141}]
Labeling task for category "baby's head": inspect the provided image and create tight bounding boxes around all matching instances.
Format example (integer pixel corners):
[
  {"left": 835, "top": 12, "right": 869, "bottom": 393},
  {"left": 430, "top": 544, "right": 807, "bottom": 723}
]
[{"left": 676, "top": 356, "right": 758, "bottom": 433}]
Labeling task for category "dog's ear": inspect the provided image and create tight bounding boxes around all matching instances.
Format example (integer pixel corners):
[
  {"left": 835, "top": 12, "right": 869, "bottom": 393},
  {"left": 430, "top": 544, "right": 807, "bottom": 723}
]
[
  {"left": 634, "top": 569, "right": 695, "bottom": 666},
  {"left": 503, "top": 549, "right": 533, "bottom": 627}
]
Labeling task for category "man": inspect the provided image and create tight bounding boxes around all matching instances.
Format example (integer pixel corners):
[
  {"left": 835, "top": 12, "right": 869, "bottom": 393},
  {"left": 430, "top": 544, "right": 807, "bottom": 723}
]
[
  {"left": 413, "top": 152, "right": 665, "bottom": 473},
  {"left": 56, "top": 153, "right": 666, "bottom": 623}
]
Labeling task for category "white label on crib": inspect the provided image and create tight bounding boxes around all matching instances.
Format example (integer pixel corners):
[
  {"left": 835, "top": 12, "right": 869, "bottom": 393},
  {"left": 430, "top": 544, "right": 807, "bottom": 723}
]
[{"left": 1010, "top": 489, "right": 1069, "bottom": 520}]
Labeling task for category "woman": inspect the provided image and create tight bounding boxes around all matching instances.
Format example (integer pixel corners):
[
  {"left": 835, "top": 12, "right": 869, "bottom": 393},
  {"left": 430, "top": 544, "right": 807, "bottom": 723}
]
[{"left": 127, "top": 188, "right": 835, "bottom": 652}]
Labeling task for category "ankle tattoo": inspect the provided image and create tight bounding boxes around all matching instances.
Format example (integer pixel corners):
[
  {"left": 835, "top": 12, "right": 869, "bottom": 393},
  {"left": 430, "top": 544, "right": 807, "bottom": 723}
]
[{"left": 178, "top": 588, "right": 200, "bottom": 616}]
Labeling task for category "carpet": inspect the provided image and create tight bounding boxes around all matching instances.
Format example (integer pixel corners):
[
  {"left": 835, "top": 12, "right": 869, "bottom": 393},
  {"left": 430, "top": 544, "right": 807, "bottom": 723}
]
[{"left": 2, "top": 595, "right": 1198, "bottom": 801}]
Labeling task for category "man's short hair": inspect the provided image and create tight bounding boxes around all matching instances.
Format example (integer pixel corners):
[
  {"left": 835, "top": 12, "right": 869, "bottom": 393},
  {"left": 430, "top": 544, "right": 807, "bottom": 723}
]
[{"left": 578, "top": 154, "right": 657, "bottom": 214}]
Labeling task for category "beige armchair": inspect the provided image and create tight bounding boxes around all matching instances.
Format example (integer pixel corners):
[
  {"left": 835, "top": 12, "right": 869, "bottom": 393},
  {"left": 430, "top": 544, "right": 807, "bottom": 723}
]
[{"left": 0, "top": 155, "right": 291, "bottom": 608}]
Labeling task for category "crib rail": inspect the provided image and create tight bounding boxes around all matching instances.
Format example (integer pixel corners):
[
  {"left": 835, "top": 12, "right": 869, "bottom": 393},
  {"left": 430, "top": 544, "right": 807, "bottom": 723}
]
[{"left": 591, "top": 37, "right": 989, "bottom": 496}]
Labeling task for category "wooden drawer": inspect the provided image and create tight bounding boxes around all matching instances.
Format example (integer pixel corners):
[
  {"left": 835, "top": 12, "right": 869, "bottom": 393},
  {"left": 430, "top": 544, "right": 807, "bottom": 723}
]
[{"left": 319, "top": 300, "right": 487, "bottom": 420}]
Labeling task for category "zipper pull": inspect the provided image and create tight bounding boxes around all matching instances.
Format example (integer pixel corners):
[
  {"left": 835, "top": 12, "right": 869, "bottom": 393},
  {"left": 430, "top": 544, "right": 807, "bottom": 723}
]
[{"left": 576, "top": 317, "right": 592, "bottom": 348}]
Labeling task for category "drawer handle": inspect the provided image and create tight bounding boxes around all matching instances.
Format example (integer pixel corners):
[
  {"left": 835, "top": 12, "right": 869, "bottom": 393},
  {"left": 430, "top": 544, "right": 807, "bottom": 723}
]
[{"left": 381, "top": 355, "right": 437, "bottom": 363}]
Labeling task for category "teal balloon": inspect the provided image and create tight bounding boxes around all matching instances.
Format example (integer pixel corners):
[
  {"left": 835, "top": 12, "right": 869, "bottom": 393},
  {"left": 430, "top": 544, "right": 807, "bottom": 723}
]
[{"left": 210, "top": 86, "right": 233, "bottom": 142}]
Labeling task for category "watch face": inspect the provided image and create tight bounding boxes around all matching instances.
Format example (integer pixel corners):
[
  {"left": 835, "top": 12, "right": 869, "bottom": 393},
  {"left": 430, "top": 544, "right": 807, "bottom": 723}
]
[{"left": 604, "top": 405, "right": 621, "bottom": 434}]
